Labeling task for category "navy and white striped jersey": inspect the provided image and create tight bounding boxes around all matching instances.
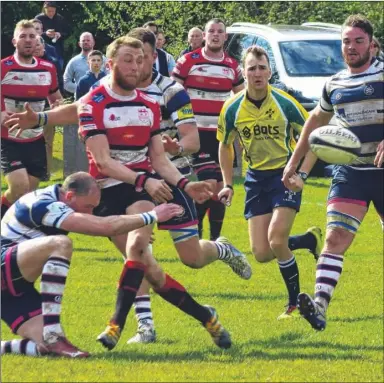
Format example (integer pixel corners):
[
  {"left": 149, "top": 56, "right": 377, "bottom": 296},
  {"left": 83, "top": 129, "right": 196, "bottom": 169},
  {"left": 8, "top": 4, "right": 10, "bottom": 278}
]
[
  {"left": 320, "top": 58, "right": 384, "bottom": 170},
  {"left": 91, "top": 70, "right": 196, "bottom": 173},
  {"left": 1, "top": 185, "right": 73, "bottom": 249}
]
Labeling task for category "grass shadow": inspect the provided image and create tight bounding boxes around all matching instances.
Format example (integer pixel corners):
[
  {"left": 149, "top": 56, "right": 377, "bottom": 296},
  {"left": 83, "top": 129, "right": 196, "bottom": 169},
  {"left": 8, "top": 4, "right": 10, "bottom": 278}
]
[
  {"left": 194, "top": 291, "right": 286, "bottom": 301},
  {"left": 74, "top": 248, "right": 104, "bottom": 253},
  {"left": 332, "top": 314, "right": 384, "bottom": 323}
]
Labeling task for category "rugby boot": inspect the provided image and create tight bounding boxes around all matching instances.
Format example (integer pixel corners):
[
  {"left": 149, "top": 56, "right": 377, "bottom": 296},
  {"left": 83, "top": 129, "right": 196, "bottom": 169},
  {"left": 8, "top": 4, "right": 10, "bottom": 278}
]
[
  {"left": 203, "top": 305, "right": 231, "bottom": 349},
  {"left": 297, "top": 293, "right": 327, "bottom": 331},
  {"left": 38, "top": 332, "right": 90, "bottom": 358},
  {"left": 97, "top": 321, "right": 121, "bottom": 350},
  {"left": 127, "top": 324, "right": 156, "bottom": 344},
  {"left": 277, "top": 304, "right": 299, "bottom": 320},
  {"left": 216, "top": 236, "right": 252, "bottom": 280}
]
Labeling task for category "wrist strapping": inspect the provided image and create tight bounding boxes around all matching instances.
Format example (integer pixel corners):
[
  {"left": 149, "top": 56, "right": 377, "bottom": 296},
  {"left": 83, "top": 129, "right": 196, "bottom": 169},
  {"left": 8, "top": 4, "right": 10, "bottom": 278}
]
[
  {"left": 176, "top": 177, "right": 190, "bottom": 190},
  {"left": 134, "top": 174, "right": 149, "bottom": 192},
  {"left": 140, "top": 211, "right": 158, "bottom": 226},
  {"left": 37, "top": 112, "right": 48, "bottom": 127}
]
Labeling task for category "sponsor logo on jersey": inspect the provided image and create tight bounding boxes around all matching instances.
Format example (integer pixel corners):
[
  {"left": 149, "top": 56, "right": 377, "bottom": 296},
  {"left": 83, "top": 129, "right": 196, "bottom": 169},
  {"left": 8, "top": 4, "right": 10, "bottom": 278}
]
[
  {"left": 191, "top": 53, "right": 200, "bottom": 59},
  {"left": 10, "top": 160, "right": 22, "bottom": 167},
  {"left": 80, "top": 116, "right": 94, "bottom": 122},
  {"left": 109, "top": 113, "right": 121, "bottom": 121},
  {"left": 40, "top": 61, "right": 53, "bottom": 68},
  {"left": 265, "top": 108, "right": 274, "bottom": 118},
  {"left": 177, "top": 103, "right": 194, "bottom": 120},
  {"left": 198, "top": 67, "right": 207, "bottom": 72},
  {"left": 222, "top": 68, "right": 230, "bottom": 76},
  {"left": 39, "top": 74, "right": 46, "bottom": 82},
  {"left": 79, "top": 104, "right": 93, "bottom": 114},
  {"left": 364, "top": 84, "right": 374, "bottom": 96},
  {"left": 4, "top": 60, "right": 14, "bottom": 66},
  {"left": 82, "top": 124, "right": 97, "bottom": 131},
  {"left": 92, "top": 93, "right": 105, "bottom": 103},
  {"left": 225, "top": 57, "right": 233, "bottom": 63},
  {"left": 335, "top": 92, "right": 342, "bottom": 100},
  {"left": 12, "top": 75, "right": 23, "bottom": 81}
]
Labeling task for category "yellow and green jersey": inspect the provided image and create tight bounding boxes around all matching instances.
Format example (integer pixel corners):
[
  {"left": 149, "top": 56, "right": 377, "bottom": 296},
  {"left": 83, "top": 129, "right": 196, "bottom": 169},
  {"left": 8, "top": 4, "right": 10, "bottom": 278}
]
[{"left": 217, "top": 85, "right": 308, "bottom": 170}]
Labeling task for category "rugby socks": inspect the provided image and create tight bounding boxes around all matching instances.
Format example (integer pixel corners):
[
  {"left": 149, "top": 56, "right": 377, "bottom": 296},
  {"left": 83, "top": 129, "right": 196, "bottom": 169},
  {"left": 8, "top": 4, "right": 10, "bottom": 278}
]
[
  {"left": 288, "top": 232, "right": 316, "bottom": 251},
  {"left": 196, "top": 201, "right": 209, "bottom": 238},
  {"left": 111, "top": 261, "right": 146, "bottom": 330},
  {"left": 208, "top": 197, "right": 225, "bottom": 241},
  {"left": 40, "top": 257, "right": 70, "bottom": 342},
  {"left": 133, "top": 295, "right": 154, "bottom": 328},
  {"left": 1, "top": 339, "right": 38, "bottom": 356},
  {"left": 214, "top": 241, "right": 232, "bottom": 262},
  {"left": 1, "top": 195, "right": 11, "bottom": 219},
  {"left": 154, "top": 274, "right": 211, "bottom": 324},
  {"left": 278, "top": 256, "right": 300, "bottom": 307},
  {"left": 314, "top": 253, "right": 343, "bottom": 310}
]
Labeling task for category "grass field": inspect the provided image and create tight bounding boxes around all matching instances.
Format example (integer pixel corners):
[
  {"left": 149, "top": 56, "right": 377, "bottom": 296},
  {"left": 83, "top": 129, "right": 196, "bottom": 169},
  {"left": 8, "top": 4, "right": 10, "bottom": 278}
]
[{"left": 1, "top": 132, "right": 383, "bottom": 382}]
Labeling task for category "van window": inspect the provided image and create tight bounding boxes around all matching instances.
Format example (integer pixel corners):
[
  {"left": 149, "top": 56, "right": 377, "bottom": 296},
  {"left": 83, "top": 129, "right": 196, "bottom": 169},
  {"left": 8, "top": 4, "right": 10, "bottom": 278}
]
[
  {"left": 279, "top": 40, "right": 345, "bottom": 76},
  {"left": 226, "top": 33, "right": 257, "bottom": 64}
]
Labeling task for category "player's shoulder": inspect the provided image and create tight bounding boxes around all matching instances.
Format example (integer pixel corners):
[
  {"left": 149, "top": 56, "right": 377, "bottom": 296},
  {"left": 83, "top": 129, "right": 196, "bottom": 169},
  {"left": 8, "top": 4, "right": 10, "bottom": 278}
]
[
  {"left": 36, "top": 57, "right": 55, "bottom": 70},
  {"left": 222, "top": 90, "right": 246, "bottom": 115},
  {"left": 223, "top": 53, "right": 240, "bottom": 68},
  {"left": 80, "top": 83, "right": 108, "bottom": 105},
  {"left": 1, "top": 55, "right": 15, "bottom": 66},
  {"left": 137, "top": 89, "right": 159, "bottom": 106}
]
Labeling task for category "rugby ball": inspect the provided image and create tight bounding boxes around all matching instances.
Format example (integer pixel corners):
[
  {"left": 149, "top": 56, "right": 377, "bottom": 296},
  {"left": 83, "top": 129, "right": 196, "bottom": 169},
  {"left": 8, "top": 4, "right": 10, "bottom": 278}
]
[{"left": 309, "top": 126, "right": 361, "bottom": 165}]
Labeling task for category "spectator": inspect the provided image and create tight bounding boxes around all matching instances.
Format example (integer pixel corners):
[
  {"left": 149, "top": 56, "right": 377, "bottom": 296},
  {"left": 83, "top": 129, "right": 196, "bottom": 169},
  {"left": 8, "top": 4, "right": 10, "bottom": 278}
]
[
  {"left": 31, "top": 18, "right": 58, "bottom": 63},
  {"left": 63, "top": 32, "right": 106, "bottom": 96},
  {"left": 179, "top": 27, "right": 204, "bottom": 58},
  {"left": 156, "top": 31, "right": 166, "bottom": 50},
  {"left": 143, "top": 21, "right": 172, "bottom": 76},
  {"left": 75, "top": 50, "right": 106, "bottom": 100},
  {"left": 35, "top": 1, "right": 70, "bottom": 70}
]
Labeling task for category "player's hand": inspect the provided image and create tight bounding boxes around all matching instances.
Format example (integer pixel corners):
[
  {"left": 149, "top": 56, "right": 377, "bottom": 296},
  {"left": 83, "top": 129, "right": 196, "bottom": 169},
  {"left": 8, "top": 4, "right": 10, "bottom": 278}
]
[
  {"left": 282, "top": 160, "right": 298, "bottom": 189},
  {"left": 162, "top": 134, "right": 181, "bottom": 156},
  {"left": 184, "top": 181, "right": 213, "bottom": 204},
  {"left": 1, "top": 111, "right": 12, "bottom": 125},
  {"left": 144, "top": 178, "right": 173, "bottom": 204},
  {"left": 54, "top": 32, "right": 61, "bottom": 40},
  {"left": 218, "top": 186, "right": 234, "bottom": 207},
  {"left": 374, "top": 140, "right": 384, "bottom": 168},
  {"left": 153, "top": 203, "right": 183, "bottom": 222},
  {"left": 286, "top": 173, "right": 304, "bottom": 192},
  {"left": 5, "top": 102, "right": 38, "bottom": 136}
]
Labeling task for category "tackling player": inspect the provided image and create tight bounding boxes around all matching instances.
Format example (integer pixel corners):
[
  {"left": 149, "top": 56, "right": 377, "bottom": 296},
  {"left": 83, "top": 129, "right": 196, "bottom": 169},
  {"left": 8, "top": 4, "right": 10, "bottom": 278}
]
[{"left": 1, "top": 171, "right": 182, "bottom": 358}]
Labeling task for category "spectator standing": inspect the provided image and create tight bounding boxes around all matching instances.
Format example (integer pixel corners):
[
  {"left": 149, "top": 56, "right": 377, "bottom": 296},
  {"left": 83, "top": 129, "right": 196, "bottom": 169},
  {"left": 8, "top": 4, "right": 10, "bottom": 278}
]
[
  {"left": 31, "top": 18, "right": 58, "bottom": 63},
  {"left": 63, "top": 32, "right": 106, "bottom": 96},
  {"left": 179, "top": 27, "right": 204, "bottom": 58},
  {"left": 75, "top": 50, "right": 106, "bottom": 100},
  {"left": 372, "top": 36, "right": 384, "bottom": 59},
  {"left": 35, "top": 1, "right": 70, "bottom": 70}
]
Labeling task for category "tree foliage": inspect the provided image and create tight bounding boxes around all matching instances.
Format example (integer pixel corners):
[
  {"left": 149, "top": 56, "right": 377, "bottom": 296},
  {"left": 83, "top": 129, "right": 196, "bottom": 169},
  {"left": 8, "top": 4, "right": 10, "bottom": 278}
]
[{"left": 1, "top": 1, "right": 383, "bottom": 60}]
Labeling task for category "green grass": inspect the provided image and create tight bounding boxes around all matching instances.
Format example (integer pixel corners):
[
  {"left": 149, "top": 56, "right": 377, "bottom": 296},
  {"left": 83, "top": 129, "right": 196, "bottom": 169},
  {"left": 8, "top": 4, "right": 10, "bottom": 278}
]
[{"left": 1, "top": 133, "right": 383, "bottom": 382}]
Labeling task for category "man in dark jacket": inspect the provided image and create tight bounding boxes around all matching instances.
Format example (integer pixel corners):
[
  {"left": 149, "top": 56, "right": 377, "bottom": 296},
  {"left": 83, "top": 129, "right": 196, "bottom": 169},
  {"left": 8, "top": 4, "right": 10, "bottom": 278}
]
[{"left": 35, "top": 1, "right": 70, "bottom": 71}]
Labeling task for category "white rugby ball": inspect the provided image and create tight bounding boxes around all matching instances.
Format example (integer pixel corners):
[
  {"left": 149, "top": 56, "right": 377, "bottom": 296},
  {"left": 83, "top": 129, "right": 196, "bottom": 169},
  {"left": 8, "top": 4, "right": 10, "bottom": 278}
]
[{"left": 309, "top": 125, "right": 361, "bottom": 165}]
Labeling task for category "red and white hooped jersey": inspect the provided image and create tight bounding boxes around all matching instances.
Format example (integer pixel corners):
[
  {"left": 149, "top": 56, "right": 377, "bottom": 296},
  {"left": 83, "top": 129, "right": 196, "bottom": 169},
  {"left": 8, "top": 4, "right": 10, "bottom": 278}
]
[
  {"left": 78, "top": 83, "right": 161, "bottom": 189},
  {"left": 172, "top": 48, "right": 244, "bottom": 131},
  {"left": 1, "top": 55, "right": 59, "bottom": 142}
]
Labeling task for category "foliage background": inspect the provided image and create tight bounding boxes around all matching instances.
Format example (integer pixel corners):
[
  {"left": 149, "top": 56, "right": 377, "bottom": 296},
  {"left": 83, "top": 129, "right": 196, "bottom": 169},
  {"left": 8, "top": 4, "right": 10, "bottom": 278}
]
[{"left": 1, "top": 1, "right": 383, "bottom": 61}]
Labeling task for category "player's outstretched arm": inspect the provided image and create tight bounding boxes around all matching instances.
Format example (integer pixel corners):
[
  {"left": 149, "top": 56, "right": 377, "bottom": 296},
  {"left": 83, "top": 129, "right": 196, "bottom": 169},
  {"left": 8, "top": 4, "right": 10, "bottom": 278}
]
[
  {"left": 60, "top": 203, "right": 183, "bottom": 237},
  {"left": 5, "top": 102, "right": 78, "bottom": 136}
]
